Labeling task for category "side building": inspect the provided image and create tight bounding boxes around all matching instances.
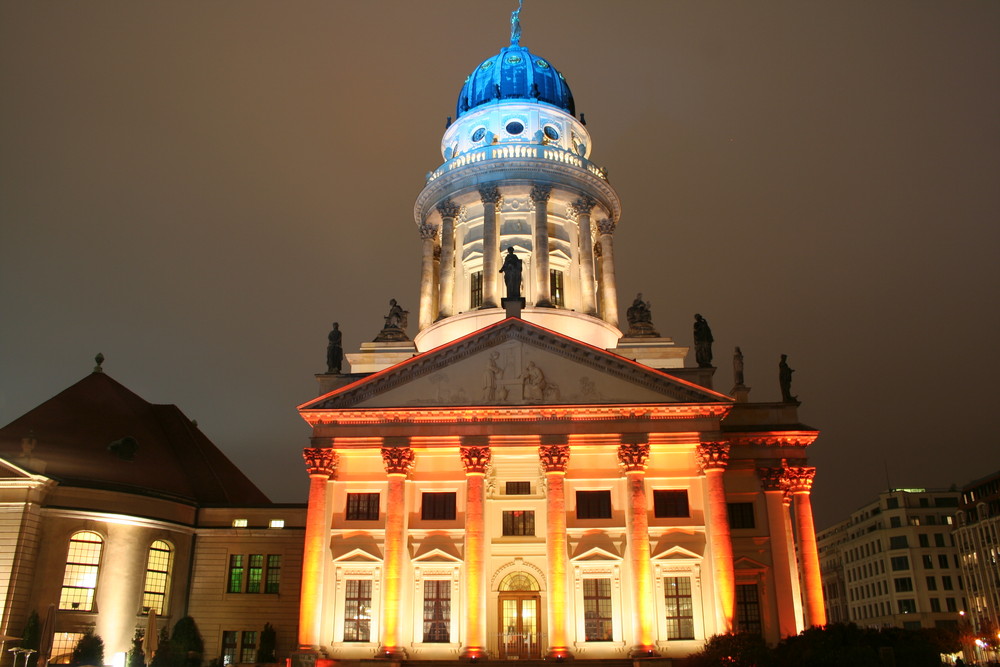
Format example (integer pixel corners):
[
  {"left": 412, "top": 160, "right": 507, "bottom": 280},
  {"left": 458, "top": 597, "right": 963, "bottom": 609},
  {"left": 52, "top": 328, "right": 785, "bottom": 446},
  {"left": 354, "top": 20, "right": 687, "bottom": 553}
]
[
  {"left": 955, "top": 470, "right": 1000, "bottom": 643},
  {"left": 0, "top": 364, "right": 305, "bottom": 667},
  {"left": 817, "top": 488, "right": 962, "bottom": 631}
]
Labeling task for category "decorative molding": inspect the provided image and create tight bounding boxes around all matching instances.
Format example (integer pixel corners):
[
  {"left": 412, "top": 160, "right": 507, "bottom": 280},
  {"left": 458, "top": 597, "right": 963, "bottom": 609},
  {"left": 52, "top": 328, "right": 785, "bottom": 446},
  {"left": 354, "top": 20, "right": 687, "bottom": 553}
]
[
  {"left": 757, "top": 465, "right": 788, "bottom": 492},
  {"left": 530, "top": 184, "right": 553, "bottom": 203},
  {"left": 539, "top": 444, "right": 570, "bottom": 473},
  {"left": 436, "top": 198, "right": 461, "bottom": 219},
  {"left": 381, "top": 445, "right": 414, "bottom": 475},
  {"left": 695, "top": 443, "right": 730, "bottom": 473},
  {"left": 460, "top": 446, "right": 491, "bottom": 474},
  {"left": 303, "top": 447, "right": 338, "bottom": 477},
  {"left": 725, "top": 432, "right": 819, "bottom": 448},
  {"left": 784, "top": 465, "right": 816, "bottom": 494},
  {"left": 617, "top": 443, "right": 650, "bottom": 472}
]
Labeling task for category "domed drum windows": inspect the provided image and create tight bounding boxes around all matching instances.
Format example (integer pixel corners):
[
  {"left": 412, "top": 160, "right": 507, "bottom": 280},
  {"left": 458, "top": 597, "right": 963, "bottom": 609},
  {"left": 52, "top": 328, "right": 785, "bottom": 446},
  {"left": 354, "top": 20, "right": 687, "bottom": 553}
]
[
  {"left": 472, "top": 127, "right": 487, "bottom": 143},
  {"left": 505, "top": 121, "right": 525, "bottom": 136},
  {"left": 543, "top": 126, "right": 560, "bottom": 141}
]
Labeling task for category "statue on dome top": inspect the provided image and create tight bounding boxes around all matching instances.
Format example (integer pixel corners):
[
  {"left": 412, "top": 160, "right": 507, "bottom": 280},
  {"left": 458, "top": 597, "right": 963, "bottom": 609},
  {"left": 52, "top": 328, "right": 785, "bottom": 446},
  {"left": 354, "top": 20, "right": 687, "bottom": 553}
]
[
  {"left": 510, "top": 0, "right": 522, "bottom": 46},
  {"left": 500, "top": 247, "right": 523, "bottom": 299}
]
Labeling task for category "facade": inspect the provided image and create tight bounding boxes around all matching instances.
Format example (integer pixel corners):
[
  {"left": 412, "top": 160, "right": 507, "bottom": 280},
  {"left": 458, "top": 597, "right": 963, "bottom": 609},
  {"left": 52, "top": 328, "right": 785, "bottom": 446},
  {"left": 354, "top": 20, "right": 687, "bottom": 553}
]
[
  {"left": 295, "top": 17, "right": 824, "bottom": 663},
  {"left": 0, "top": 368, "right": 306, "bottom": 667},
  {"left": 817, "top": 488, "right": 963, "bottom": 631},
  {"left": 955, "top": 471, "right": 1000, "bottom": 639}
]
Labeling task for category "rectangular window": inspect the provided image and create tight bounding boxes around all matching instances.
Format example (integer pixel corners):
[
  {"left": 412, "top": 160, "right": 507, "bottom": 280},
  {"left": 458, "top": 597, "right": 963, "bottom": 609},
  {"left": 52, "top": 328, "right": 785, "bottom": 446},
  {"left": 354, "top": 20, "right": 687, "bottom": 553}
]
[
  {"left": 470, "top": 271, "right": 483, "bottom": 309},
  {"left": 343, "top": 580, "right": 372, "bottom": 642},
  {"left": 942, "top": 576, "right": 953, "bottom": 590},
  {"left": 930, "top": 598, "right": 941, "bottom": 612},
  {"left": 890, "top": 517, "right": 902, "bottom": 528},
  {"left": 894, "top": 577, "right": 913, "bottom": 593},
  {"left": 265, "top": 555, "right": 281, "bottom": 594},
  {"left": 934, "top": 533, "right": 946, "bottom": 547},
  {"left": 728, "top": 502, "right": 756, "bottom": 529},
  {"left": 421, "top": 492, "right": 457, "bottom": 520},
  {"left": 246, "top": 554, "right": 264, "bottom": 593},
  {"left": 654, "top": 490, "right": 690, "bottom": 518},
  {"left": 734, "top": 584, "right": 763, "bottom": 635},
  {"left": 550, "top": 270, "right": 565, "bottom": 308},
  {"left": 922, "top": 554, "right": 933, "bottom": 568},
  {"left": 502, "top": 510, "right": 535, "bottom": 536},
  {"left": 583, "top": 578, "right": 613, "bottom": 641},
  {"left": 886, "top": 497, "right": 899, "bottom": 509},
  {"left": 889, "top": 536, "right": 908, "bottom": 549},
  {"left": 49, "top": 633, "right": 84, "bottom": 665},
  {"left": 346, "top": 493, "right": 380, "bottom": 521},
  {"left": 240, "top": 631, "right": 258, "bottom": 664},
  {"left": 898, "top": 599, "right": 917, "bottom": 614},
  {"left": 506, "top": 481, "right": 531, "bottom": 495},
  {"left": 221, "top": 631, "right": 238, "bottom": 666},
  {"left": 890, "top": 556, "right": 909, "bottom": 571},
  {"left": 664, "top": 576, "right": 695, "bottom": 640},
  {"left": 926, "top": 576, "right": 937, "bottom": 591},
  {"left": 919, "top": 533, "right": 930, "bottom": 547},
  {"left": 227, "top": 555, "right": 244, "bottom": 594},
  {"left": 938, "top": 554, "right": 950, "bottom": 568},
  {"left": 422, "top": 580, "right": 451, "bottom": 643},
  {"left": 946, "top": 597, "right": 956, "bottom": 612},
  {"left": 576, "top": 490, "right": 612, "bottom": 519}
]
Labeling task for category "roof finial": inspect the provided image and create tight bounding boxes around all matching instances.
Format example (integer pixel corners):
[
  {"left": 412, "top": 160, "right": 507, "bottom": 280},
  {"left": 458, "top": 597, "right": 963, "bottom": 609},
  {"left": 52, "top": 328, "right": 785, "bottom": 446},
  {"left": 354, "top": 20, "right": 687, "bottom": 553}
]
[
  {"left": 93, "top": 352, "right": 105, "bottom": 373},
  {"left": 510, "top": 0, "right": 523, "bottom": 46}
]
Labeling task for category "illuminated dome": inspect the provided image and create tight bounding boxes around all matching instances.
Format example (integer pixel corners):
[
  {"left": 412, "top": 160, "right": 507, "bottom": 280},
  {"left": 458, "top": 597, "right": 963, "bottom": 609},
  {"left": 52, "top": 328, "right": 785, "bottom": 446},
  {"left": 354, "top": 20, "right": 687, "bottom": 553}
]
[{"left": 456, "top": 45, "right": 575, "bottom": 119}]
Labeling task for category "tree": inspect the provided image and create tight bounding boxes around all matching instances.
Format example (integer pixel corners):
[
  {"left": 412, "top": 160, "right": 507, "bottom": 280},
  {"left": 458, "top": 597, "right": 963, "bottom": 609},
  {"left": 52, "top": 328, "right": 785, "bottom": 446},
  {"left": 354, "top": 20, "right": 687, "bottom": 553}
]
[
  {"left": 17, "top": 611, "right": 40, "bottom": 667},
  {"left": 127, "top": 631, "right": 145, "bottom": 667},
  {"left": 681, "top": 633, "right": 773, "bottom": 667},
  {"left": 71, "top": 629, "right": 105, "bottom": 667},
  {"left": 257, "top": 624, "right": 276, "bottom": 664},
  {"left": 149, "top": 628, "right": 171, "bottom": 667},
  {"left": 169, "top": 617, "right": 203, "bottom": 667}
]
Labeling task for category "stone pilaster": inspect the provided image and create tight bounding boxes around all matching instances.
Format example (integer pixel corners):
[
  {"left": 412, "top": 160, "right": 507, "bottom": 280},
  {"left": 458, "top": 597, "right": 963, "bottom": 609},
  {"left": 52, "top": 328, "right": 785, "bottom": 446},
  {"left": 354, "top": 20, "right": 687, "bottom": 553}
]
[
  {"left": 378, "top": 444, "right": 414, "bottom": 658},
  {"left": 460, "top": 444, "right": 491, "bottom": 659},
  {"left": 785, "top": 465, "right": 826, "bottom": 627},
  {"left": 568, "top": 196, "right": 598, "bottom": 315},
  {"left": 531, "top": 185, "right": 553, "bottom": 307},
  {"left": 418, "top": 222, "right": 439, "bottom": 330},
  {"left": 618, "top": 440, "right": 659, "bottom": 656},
  {"left": 298, "top": 448, "right": 338, "bottom": 651},
  {"left": 436, "top": 199, "right": 461, "bottom": 320},
  {"left": 696, "top": 442, "right": 735, "bottom": 633},
  {"left": 596, "top": 218, "right": 619, "bottom": 327},
  {"left": 480, "top": 186, "right": 502, "bottom": 308},
  {"left": 539, "top": 443, "right": 572, "bottom": 659}
]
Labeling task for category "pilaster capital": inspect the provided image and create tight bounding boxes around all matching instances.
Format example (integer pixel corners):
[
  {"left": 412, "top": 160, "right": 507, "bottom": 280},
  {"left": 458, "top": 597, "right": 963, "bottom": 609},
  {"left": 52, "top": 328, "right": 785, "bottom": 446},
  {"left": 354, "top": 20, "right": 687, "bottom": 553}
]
[
  {"left": 381, "top": 445, "right": 415, "bottom": 475},
  {"left": 418, "top": 222, "right": 438, "bottom": 241},
  {"left": 785, "top": 465, "right": 816, "bottom": 494},
  {"left": 479, "top": 186, "right": 503, "bottom": 209},
  {"left": 568, "top": 195, "right": 598, "bottom": 219},
  {"left": 436, "top": 198, "right": 461, "bottom": 220},
  {"left": 539, "top": 444, "right": 570, "bottom": 473},
  {"left": 617, "top": 443, "right": 650, "bottom": 473},
  {"left": 695, "top": 443, "right": 730, "bottom": 473},
  {"left": 460, "top": 446, "right": 492, "bottom": 474},
  {"left": 530, "top": 184, "right": 552, "bottom": 204},
  {"left": 757, "top": 465, "right": 789, "bottom": 492},
  {"left": 596, "top": 218, "right": 616, "bottom": 236},
  {"left": 303, "top": 447, "right": 338, "bottom": 477}
]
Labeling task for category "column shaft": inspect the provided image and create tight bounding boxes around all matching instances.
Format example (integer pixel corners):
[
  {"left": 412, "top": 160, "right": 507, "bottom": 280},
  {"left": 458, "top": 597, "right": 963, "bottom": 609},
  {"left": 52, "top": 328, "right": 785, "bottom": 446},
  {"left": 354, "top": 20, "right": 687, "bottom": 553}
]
[
  {"left": 793, "top": 491, "right": 826, "bottom": 626},
  {"left": 531, "top": 185, "right": 552, "bottom": 307},
  {"left": 623, "top": 466, "right": 657, "bottom": 654},
  {"left": 571, "top": 198, "right": 598, "bottom": 315},
  {"left": 596, "top": 219, "right": 619, "bottom": 327},
  {"left": 480, "top": 187, "right": 501, "bottom": 308},
  {"left": 418, "top": 222, "right": 438, "bottom": 330},
  {"left": 705, "top": 468, "right": 736, "bottom": 632},
  {"left": 437, "top": 199, "right": 460, "bottom": 319},
  {"left": 540, "top": 444, "right": 571, "bottom": 659},
  {"left": 298, "top": 449, "right": 336, "bottom": 651},
  {"left": 379, "top": 445, "right": 413, "bottom": 659},
  {"left": 461, "top": 445, "right": 490, "bottom": 659},
  {"left": 763, "top": 490, "right": 800, "bottom": 637}
]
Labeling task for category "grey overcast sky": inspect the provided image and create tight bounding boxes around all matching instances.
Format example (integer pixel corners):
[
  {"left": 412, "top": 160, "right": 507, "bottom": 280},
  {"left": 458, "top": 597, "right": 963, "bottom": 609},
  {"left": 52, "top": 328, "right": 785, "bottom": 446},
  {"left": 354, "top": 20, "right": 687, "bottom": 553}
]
[{"left": 2, "top": 1, "right": 998, "bottom": 528}]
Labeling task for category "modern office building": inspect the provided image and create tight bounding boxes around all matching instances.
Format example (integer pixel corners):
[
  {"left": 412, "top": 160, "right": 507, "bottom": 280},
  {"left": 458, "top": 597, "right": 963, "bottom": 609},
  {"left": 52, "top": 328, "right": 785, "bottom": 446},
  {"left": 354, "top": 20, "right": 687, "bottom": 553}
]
[{"left": 955, "top": 471, "right": 1000, "bottom": 641}]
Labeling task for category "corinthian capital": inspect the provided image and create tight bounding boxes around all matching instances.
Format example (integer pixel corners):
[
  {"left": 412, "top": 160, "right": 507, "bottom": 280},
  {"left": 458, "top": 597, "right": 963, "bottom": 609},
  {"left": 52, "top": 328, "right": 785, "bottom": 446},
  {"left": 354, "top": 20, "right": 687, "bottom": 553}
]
[
  {"left": 757, "top": 465, "right": 789, "bottom": 492},
  {"left": 530, "top": 184, "right": 552, "bottom": 203},
  {"left": 596, "top": 218, "right": 616, "bottom": 235},
  {"left": 539, "top": 444, "right": 570, "bottom": 473},
  {"left": 479, "top": 186, "right": 503, "bottom": 208},
  {"left": 460, "top": 446, "right": 492, "bottom": 474},
  {"left": 569, "top": 195, "right": 597, "bottom": 218},
  {"left": 436, "top": 198, "right": 461, "bottom": 219},
  {"left": 418, "top": 222, "right": 438, "bottom": 241},
  {"left": 618, "top": 443, "right": 650, "bottom": 473},
  {"left": 784, "top": 465, "right": 816, "bottom": 494},
  {"left": 695, "top": 443, "right": 730, "bottom": 473},
  {"left": 303, "top": 447, "right": 338, "bottom": 477},
  {"left": 381, "top": 446, "right": 415, "bottom": 475}
]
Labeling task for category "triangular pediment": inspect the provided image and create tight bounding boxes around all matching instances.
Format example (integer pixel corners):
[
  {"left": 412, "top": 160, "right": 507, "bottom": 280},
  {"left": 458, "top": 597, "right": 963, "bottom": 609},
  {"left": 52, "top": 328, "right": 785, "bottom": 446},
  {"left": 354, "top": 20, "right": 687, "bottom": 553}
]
[
  {"left": 331, "top": 547, "right": 382, "bottom": 563},
  {"left": 651, "top": 545, "right": 702, "bottom": 560},
  {"left": 301, "top": 318, "right": 731, "bottom": 411},
  {"left": 0, "top": 455, "right": 52, "bottom": 484},
  {"left": 571, "top": 547, "right": 622, "bottom": 562},
  {"left": 412, "top": 547, "right": 463, "bottom": 564}
]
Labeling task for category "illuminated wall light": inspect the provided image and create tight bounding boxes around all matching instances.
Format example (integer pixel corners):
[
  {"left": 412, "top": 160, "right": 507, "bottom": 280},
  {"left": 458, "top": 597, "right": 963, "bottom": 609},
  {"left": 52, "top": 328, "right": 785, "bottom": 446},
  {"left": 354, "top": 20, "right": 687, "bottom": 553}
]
[
  {"left": 232, "top": 519, "right": 248, "bottom": 528},
  {"left": 268, "top": 519, "right": 285, "bottom": 529}
]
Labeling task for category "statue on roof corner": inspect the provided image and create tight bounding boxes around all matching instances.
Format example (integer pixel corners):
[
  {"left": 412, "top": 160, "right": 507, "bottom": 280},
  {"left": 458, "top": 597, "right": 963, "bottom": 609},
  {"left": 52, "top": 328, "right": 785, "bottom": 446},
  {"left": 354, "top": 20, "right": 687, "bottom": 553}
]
[
  {"left": 510, "top": 0, "right": 522, "bottom": 46},
  {"left": 626, "top": 293, "right": 659, "bottom": 338},
  {"left": 693, "top": 313, "right": 714, "bottom": 367},
  {"left": 326, "top": 322, "right": 343, "bottom": 374},
  {"left": 374, "top": 299, "right": 410, "bottom": 343},
  {"left": 779, "top": 354, "right": 799, "bottom": 403}
]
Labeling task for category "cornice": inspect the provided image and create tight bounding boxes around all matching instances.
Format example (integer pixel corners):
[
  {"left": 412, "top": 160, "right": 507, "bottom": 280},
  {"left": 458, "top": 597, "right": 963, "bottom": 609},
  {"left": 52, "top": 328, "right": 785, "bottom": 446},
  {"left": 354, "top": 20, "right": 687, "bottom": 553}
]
[{"left": 725, "top": 431, "right": 819, "bottom": 447}]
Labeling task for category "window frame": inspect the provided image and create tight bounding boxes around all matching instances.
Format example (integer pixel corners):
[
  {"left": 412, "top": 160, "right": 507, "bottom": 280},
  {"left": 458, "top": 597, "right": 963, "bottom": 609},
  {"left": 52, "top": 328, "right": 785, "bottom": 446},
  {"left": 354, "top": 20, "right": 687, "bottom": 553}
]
[
  {"left": 576, "top": 490, "right": 612, "bottom": 520},
  {"left": 59, "top": 531, "right": 104, "bottom": 612},
  {"left": 346, "top": 493, "right": 380, "bottom": 521},
  {"left": 141, "top": 540, "right": 173, "bottom": 615},
  {"left": 653, "top": 490, "right": 690, "bottom": 518},
  {"left": 421, "top": 492, "right": 457, "bottom": 521}
]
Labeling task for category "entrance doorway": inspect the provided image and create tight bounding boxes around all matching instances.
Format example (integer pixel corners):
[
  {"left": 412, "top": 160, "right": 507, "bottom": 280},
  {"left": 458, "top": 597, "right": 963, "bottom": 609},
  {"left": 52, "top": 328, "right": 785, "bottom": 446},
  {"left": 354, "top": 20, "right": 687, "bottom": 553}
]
[{"left": 497, "top": 572, "right": 541, "bottom": 659}]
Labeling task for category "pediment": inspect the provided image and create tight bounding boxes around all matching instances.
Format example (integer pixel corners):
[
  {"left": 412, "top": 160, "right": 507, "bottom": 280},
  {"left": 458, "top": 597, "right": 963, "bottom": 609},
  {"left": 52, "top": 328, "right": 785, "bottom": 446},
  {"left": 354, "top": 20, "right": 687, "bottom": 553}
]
[
  {"left": 301, "top": 318, "right": 730, "bottom": 411},
  {"left": 734, "top": 556, "right": 768, "bottom": 572},
  {"left": 0, "top": 456, "right": 51, "bottom": 482},
  {"left": 412, "top": 547, "right": 463, "bottom": 564},
  {"left": 571, "top": 546, "right": 622, "bottom": 562},
  {"left": 651, "top": 545, "right": 702, "bottom": 560},
  {"left": 330, "top": 546, "right": 382, "bottom": 563}
]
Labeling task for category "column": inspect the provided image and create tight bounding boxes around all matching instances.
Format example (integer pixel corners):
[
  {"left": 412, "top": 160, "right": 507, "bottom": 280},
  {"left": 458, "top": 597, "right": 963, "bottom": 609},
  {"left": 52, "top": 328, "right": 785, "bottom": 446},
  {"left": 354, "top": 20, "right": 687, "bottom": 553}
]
[
  {"left": 379, "top": 444, "right": 415, "bottom": 658},
  {"left": 437, "top": 199, "right": 461, "bottom": 320},
  {"left": 786, "top": 465, "right": 826, "bottom": 627},
  {"left": 618, "top": 441, "right": 659, "bottom": 657},
  {"left": 530, "top": 185, "right": 553, "bottom": 307},
  {"left": 568, "top": 196, "right": 598, "bottom": 315},
  {"left": 696, "top": 442, "right": 735, "bottom": 633},
  {"left": 432, "top": 244, "right": 441, "bottom": 321},
  {"left": 595, "top": 218, "right": 619, "bottom": 327},
  {"left": 460, "top": 443, "right": 491, "bottom": 659},
  {"left": 758, "top": 464, "right": 803, "bottom": 637},
  {"left": 480, "top": 186, "right": 502, "bottom": 308},
  {"left": 298, "top": 447, "right": 338, "bottom": 651},
  {"left": 539, "top": 443, "right": 572, "bottom": 659},
  {"left": 418, "top": 221, "right": 439, "bottom": 330}
]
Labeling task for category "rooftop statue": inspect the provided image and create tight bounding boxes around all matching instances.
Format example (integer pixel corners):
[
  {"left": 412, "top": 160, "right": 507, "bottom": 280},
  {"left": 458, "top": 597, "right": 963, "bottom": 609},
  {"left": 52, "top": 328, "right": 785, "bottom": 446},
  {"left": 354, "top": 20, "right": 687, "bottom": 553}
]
[
  {"left": 625, "top": 293, "right": 659, "bottom": 337},
  {"left": 733, "top": 346, "right": 745, "bottom": 387},
  {"left": 326, "top": 322, "right": 343, "bottom": 374},
  {"left": 779, "top": 354, "right": 799, "bottom": 403},
  {"left": 693, "top": 314, "right": 714, "bottom": 368},
  {"left": 510, "top": 0, "right": 522, "bottom": 46},
  {"left": 499, "top": 247, "right": 523, "bottom": 299},
  {"left": 374, "top": 299, "right": 410, "bottom": 342}
]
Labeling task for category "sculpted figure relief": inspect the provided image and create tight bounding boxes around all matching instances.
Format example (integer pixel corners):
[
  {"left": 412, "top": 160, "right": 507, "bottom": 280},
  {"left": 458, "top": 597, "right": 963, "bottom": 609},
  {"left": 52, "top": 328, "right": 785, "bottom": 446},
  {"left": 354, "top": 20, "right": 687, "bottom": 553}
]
[
  {"left": 483, "top": 351, "right": 508, "bottom": 403},
  {"left": 693, "top": 313, "right": 714, "bottom": 367},
  {"left": 499, "top": 247, "right": 523, "bottom": 299},
  {"left": 326, "top": 322, "right": 343, "bottom": 374}
]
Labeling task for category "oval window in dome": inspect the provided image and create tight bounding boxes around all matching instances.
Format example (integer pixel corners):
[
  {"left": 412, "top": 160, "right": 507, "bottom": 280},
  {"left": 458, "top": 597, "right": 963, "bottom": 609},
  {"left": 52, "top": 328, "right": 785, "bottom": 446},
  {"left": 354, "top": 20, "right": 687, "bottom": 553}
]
[
  {"left": 505, "top": 121, "right": 524, "bottom": 135},
  {"left": 536, "top": 59, "right": 549, "bottom": 69},
  {"left": 543, "top": 126, "right": 560, "bottom": 141},
  {"left": 481, "top": 60, "right": 494, "bottom": 70},
  {"left": 506, "top": 55, "right": 522, "bottom": 64},
  {"left": 472, "top": 127, "right": 486, "bottom": 142}
]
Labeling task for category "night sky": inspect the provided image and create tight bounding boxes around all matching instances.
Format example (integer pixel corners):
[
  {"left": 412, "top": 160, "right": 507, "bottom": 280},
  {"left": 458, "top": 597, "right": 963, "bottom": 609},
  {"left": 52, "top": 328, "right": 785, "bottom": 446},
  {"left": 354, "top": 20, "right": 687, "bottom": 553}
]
[{"left": 2, "top": 2, "right": 998, "bottom": 529}]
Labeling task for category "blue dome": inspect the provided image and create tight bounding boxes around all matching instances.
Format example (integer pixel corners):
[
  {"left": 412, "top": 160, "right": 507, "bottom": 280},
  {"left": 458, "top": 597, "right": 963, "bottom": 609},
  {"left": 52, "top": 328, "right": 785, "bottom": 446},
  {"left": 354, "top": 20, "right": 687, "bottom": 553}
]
[{"left": 456, "top": 45, "right": 575, "bottom": 119}]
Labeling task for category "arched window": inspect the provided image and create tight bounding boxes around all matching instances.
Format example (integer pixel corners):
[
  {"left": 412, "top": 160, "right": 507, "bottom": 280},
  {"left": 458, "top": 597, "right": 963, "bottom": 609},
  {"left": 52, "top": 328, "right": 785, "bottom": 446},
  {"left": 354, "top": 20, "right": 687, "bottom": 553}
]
[
  {"left": 58, "top": 531, "right": 103, "bottom": 611},
  {"left": 142, "top": 540, "right": 173, "bottom": 614}
]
